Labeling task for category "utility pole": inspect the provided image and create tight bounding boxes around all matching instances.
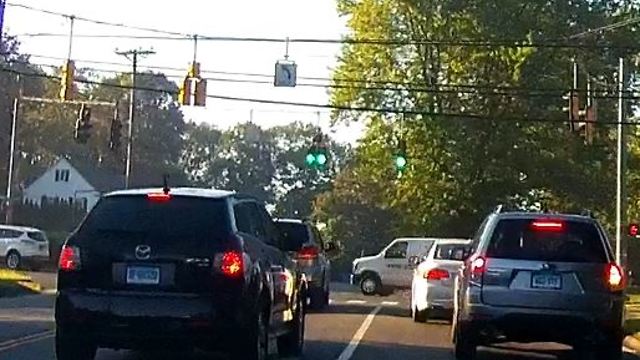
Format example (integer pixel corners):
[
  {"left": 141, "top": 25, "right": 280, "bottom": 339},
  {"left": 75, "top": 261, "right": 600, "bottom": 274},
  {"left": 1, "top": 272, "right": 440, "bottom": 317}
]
[
  {"left": 615, "top": 57, "right": 626, "bottom": 265},
  {"left": 0, "top": 0, "right": 6, "bottom": 40},
  {"left": 5, "top": 96, "right": 18, "bottom": 224},
  {"left": 116, "top": 48, "right": 155, "bottom": 189}
]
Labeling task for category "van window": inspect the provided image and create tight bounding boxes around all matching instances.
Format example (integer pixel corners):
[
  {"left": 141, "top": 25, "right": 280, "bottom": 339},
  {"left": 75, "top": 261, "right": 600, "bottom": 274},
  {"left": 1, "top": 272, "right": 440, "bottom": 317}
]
[{"left": 385, "top": 241, "right": 408, "bottom": 259}]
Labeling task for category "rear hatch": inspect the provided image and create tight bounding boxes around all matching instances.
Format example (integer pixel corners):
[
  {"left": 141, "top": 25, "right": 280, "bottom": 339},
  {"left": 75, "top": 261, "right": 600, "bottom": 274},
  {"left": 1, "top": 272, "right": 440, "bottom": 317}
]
[
  {"left": 481, "top": 217, "right": 614, "bottom": 311},
  {"left": 66, "top": 194, "right": 232, "bottom": 294},
  {"left": 276, "top": 222, "right": 319, "bottom": 268},
  {"left": 424, "top": 243, "right": 470, "bottom": 287}
]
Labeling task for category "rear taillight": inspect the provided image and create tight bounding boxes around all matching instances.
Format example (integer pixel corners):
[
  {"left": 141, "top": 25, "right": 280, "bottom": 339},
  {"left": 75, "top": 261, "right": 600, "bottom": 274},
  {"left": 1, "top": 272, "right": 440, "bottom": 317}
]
[
  {"left": 425, "top": 268, "right": 450, "bottom": 281},
  {"left": 530, "top": 220, "right": 564, "bottom": 232},
  {"left": 58, "top": 245, "right": 81, "bottom": 272},
  {"left": 469, "top": 255, "right": 486, "bottom": 283},
  {"left": 147, "top": 192, "right": 172, "bottom": 203},
  {"left": 606, "top": 262, "right": 625, "bottom": 292},
  {"left": 297, "top": 246, "right": 319, "bottom": 260},
  {"left": 214, "top": 251, "right": 244, "bottom": 278}
]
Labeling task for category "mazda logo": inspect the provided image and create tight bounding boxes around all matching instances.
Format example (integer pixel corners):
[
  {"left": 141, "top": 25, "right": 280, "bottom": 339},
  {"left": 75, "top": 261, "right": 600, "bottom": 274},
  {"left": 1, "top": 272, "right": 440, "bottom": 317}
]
[{"left": 135, "top": 245, "right": 152, "bottom": 260}]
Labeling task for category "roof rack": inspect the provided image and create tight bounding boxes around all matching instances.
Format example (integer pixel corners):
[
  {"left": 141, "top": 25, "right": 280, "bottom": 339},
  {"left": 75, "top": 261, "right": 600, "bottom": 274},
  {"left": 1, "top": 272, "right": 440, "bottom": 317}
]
[
  {"left": 580, "top": 209, "right": 594, "bottom": 218},
  {"left": 493, "top": 204, "right": 504, "bottom": 214}
]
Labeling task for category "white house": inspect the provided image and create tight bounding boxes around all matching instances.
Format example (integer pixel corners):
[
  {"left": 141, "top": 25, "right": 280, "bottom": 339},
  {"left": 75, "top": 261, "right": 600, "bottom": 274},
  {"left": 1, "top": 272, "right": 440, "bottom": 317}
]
[{"left": 22, "top": 158, "right": 124, "bottom": 212}]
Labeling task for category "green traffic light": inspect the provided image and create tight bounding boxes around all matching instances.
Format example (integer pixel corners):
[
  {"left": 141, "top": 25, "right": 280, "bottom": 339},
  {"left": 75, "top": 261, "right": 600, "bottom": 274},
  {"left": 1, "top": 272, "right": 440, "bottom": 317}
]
[
  {"left": 305, "top": 153, "right": 316, "bottom": 166},
  {"left": 394, "top": 155, "right": 407, "bottom": 170},
  {"left": 316, "top": 153, "right": 327, "bottom": 166}
]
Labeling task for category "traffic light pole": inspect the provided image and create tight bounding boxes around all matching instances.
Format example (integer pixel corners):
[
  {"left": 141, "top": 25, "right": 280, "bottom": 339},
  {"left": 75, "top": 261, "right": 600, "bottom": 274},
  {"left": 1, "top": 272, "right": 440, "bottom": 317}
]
[
  {"left": 615, "top": 57, "right": 627, "bottom": 266},
  {"left": 5, "top": 97, "right": 19, "bottom": 224},
  {"left": 116, "top": 48, "right": 155, "bottom": 189}
]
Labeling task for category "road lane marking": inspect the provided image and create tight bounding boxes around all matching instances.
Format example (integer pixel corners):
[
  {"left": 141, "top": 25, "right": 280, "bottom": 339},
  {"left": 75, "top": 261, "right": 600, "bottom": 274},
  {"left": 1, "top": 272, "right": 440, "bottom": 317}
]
[
  {"left": 346, "top": 300, "right": 367, "bottom": 304},
  {"left": 381, "top": 301, "right": 398, "bottom": 306},
  {"left": 0, "top": 330, "right": 54, "bottom": 352},
  {"left": 336, "top": 305, "right": 382, "bottom": 360}
]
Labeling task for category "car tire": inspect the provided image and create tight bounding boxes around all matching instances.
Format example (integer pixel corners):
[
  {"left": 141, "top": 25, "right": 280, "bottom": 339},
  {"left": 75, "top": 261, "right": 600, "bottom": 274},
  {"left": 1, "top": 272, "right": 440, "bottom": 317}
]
[
  {"left": 278, "top": 295, "right": 305, "bottom": 357},
  {"left": 412, "top": 306, "right": 428, "bottom": 323},
  {"left": 5, "top": 251, "right": 21, "bottom": 270},
  {"left": 453, "top": 324, "right": 477, "bottom": 360},
  {"left": 55, "top": 327, "right": 97, "bottom": 360},
  {"left": 232, "top": 310, "right": 269, "bottom": 360},
  {"left": 360, "top": 274, "right": 380, "bottom": 296}
]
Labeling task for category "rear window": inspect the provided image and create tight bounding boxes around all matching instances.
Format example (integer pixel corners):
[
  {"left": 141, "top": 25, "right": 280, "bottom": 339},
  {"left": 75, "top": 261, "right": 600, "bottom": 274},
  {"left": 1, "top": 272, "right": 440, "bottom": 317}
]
[
  {"left": 27, "top": 231, "right": 47, "bottom": 242},
  {"left": 434, "top": 244, "right": 469, "bottom": 261},
  {"left": 78, "top": 195, "right": 230, "bottom": 247},
  {"left": 275, "top": 222, "right": 309, "bottom": 251},
  {"left": 486, "top": 218, "right": 608, "bottom": 263}
]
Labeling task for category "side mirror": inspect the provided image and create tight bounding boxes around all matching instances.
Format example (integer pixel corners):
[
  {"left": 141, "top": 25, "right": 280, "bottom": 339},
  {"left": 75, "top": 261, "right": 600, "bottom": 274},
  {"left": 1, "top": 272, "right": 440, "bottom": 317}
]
[{"left": 409, "top": 256, "right": 423, "bottom": 266}]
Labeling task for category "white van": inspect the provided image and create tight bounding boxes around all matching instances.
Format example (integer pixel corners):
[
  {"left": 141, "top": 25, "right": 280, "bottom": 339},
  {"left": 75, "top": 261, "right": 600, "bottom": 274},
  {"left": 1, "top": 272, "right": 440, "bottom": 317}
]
[{"left": 351, "top": 237, "right": 436, "bottom": 295}]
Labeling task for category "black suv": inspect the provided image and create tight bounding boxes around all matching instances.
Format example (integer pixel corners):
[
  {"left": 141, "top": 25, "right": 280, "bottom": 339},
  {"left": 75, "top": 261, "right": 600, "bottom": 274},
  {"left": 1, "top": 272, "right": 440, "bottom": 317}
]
[
  {"left": 275, "top": 219, "right": 332, "bottom": 309},
  {"left": 452, "top": 209, "right": 626, "bottom": 359},
  {"left": 55, "top": 188, "right": 307, "bottom": 360}
]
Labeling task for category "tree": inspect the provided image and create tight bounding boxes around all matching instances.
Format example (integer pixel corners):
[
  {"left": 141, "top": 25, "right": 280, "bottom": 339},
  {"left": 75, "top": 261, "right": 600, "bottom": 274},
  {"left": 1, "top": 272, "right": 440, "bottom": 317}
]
[{"left": 182, "top": 122, "right": 222, "bottom": 186}]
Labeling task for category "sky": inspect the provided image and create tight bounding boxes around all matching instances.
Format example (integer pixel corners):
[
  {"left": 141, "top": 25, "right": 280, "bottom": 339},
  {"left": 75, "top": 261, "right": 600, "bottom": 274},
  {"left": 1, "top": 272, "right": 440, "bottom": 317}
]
[{"left": 2, "top": 0, "right": 366, "bottom": 144}]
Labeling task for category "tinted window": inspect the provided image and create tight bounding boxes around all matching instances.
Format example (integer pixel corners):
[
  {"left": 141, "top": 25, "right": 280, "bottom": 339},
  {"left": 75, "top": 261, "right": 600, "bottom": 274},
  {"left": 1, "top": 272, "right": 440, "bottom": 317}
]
[
  {"left": 234, "top": 203, "right": 253, "bottom": 234},
  {"left": 78, "top": 196, "right": 230, "bottom": 248},
  {"left": 434, "top": 244, "right": 469, "bottom": 260},
  {"left": 486, "top": 218, "right": 608, "bottom": 263},
  {"left": 27, "top": 231, "right": 47, "bottom": 242},
  {"left": 276, "top": 222, "right": 309, "bottom": 251}
]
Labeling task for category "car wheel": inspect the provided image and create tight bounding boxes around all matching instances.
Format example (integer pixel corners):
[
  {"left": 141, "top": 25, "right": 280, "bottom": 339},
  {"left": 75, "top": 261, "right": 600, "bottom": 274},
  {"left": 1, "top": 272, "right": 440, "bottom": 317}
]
[
  {"left": 360, "top": 274, "right": 380, "bottom": 296},
  {"left": 5, "top": 251, "right": 21, "bottom": 270},
  {"left": 55, "top": 327, "right": 97, "bottom": 360},
  {"left": 453, "top": 324, "right": 477, "bottom": 360},
  {"left": 233, "top": 310, "right": 269, "bottom": 360},
  {"left": 278, "top": 295, "right": 305, "bottom": 357},
  {"left": 412, "top": 306, "right": 428, "bottom": 323}
]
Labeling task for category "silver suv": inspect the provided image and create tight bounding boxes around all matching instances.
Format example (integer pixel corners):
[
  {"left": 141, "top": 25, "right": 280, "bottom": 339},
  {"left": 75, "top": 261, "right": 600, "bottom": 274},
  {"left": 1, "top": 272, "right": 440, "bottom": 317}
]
[{"left": 451, "top": 209, "right": 626, "bottom": 360}]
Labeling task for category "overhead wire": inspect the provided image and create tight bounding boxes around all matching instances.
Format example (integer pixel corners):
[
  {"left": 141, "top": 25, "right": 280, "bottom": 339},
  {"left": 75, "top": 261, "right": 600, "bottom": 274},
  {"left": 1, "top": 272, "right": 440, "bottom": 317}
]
[{"left": 2, "top": 66, "right": 639, "bottom": 126}]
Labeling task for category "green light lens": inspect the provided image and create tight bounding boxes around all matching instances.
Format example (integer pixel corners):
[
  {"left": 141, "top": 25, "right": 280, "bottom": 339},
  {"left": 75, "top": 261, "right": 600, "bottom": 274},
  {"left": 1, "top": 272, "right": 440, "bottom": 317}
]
[
  {"left": 395, "top": 155, "right": 407, "bottom": 169},
  {"left": 316, "top": 153, "right": 327, "bottom": 166},
  {"left": 305, "top": 153, "right": 316, "bottom": 166}
]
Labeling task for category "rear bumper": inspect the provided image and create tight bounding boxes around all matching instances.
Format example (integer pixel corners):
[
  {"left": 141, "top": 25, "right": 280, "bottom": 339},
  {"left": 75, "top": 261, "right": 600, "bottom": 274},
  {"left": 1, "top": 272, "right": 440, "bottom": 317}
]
[
  {"left": 299, "top": 264, "right": 325, "bottom": 288},
  {"left": 55, "top": 290, "right": 248, "bottom": 350},
  {"left": 460, "top": 302, "right": 625, "bottom": 344}
]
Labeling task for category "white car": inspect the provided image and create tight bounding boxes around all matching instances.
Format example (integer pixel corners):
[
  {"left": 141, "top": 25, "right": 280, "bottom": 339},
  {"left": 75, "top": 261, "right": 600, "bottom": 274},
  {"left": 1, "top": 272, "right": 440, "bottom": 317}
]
[
  {"left": 0, "top": 225, "right": 50, "bottom": 270},
  {"left": 351, "top": 238, "right": 436, "bottom": 295},
  {"left": 410, "top": 238, "right": 471, "bottom": 322}
]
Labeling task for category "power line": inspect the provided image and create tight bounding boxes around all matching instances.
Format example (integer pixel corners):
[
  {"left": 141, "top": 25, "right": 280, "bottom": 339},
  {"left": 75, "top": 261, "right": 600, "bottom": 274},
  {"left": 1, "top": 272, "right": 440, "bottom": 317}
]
[
  {"left": 11, "top": 31, "right": 640, "bottom": 50},
  {"left": 2, "top": 66, "right": 639, "bottom": 127},
  {"left": 568, "top": 16, "right": 640, "bottom": 39}
]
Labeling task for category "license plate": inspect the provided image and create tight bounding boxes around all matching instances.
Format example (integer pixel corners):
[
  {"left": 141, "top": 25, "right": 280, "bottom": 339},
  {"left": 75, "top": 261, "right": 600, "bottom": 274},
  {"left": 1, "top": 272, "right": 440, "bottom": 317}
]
[
  {"left": 531, "top": 273, "right": 562, "bottom": 290},
  {"left": 126, "top": 266, "right": 160, "bottom": 285}
]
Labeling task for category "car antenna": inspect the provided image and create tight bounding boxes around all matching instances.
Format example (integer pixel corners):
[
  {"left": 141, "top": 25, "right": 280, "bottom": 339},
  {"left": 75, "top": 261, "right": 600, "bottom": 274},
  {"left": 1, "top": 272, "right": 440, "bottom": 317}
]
[{"left": 162, "top": 174, "right": 170, "bottom": 194}]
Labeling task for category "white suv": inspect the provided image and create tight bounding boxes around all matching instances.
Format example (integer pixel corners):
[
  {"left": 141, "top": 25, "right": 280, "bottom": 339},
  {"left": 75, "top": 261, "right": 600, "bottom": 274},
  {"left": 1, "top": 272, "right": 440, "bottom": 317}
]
[{"left": 0, "top": 225, "right": 50, "bottom": 270}]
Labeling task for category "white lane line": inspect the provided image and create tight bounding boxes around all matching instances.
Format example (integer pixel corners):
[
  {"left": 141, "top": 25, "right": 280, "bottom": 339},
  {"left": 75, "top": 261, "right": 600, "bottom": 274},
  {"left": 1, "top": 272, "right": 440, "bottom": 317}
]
[
  {"left": 336, "top": 305, "right": 382, "bottom": 360},
  {"left": 345, "top": 300, "right": 367, "bottom": 305},
  {"left": 0, "top": 330, "right": 54, "bottom": 352},
  {"left": 381, "top": 301, "right": 398, "bottom": 306}
]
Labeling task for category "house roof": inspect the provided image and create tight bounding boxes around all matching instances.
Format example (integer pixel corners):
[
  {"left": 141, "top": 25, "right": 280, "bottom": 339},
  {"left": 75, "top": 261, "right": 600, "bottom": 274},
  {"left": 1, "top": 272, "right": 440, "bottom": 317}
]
[{"left": 22, "top": 157, "right": 124, "bottom": 193}]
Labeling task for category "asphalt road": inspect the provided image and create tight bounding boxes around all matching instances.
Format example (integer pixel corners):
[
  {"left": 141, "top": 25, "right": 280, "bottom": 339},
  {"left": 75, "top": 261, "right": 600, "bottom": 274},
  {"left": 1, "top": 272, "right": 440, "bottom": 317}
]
[{"left": 0, "top": 277, "right": 637, "bottom": 360}]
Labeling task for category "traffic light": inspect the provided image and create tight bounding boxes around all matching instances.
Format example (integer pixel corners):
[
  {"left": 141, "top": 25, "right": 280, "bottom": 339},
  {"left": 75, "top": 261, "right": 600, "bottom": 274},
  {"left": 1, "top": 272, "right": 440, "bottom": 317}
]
[
  {"left": 74, "top": 104, "right": 92, "bottom": 144},
  {"left": 562, "top": 91, "right": 581, "bottom": 132},
  {"left": 60, "top": 60, "right": 76, "bottom": 101},
  {"left": 629, "top": 223, "right": 639, "bottom": 238},
  {"left": 394, "top": 139, "right": 408, "bottom": 173},
  {"left": 194, "top": 78, "right": 207, "bottom": 107},
  {"left": 178, "top": 76, "right": 192, "bottom": 106},
  {"left": 305, "top": 132, "right": 329, "bottom": 169},
  {"left": 109, "top": 107, "right": 123, "bottom": 151}
]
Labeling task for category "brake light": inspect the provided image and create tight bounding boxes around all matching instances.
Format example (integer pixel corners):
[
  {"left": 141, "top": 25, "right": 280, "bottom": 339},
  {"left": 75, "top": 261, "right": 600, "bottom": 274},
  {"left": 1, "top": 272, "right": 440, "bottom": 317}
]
[
  {"left": 530, "top": 220, "right": 564, "bottom": 232},
  {"left": 216, "top": 251, "right": 243, "bottom": 278},
  {"left": 470, "top": 256, "right": 486, "bottom": 275},
  {"left": 606, "top": 262, "right": 625, "bottom": 292},
  {"left": 59, "top": 245, "right": 81, "bottom": 271},
  {"left": 297, "top": 246, "right": 319, "bottom": 260},
  {"left": 425, "top": 268, "right": 450, "bottom": 281},
  {"left": 147, "top": 192, "right": 171, "bottom": 203}
]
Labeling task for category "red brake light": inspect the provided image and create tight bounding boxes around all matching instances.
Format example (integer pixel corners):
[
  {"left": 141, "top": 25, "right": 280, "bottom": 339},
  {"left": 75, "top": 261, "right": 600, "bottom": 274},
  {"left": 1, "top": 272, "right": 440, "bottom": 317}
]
[
  {"left": 530, "top": 220, "right": 564, "bottom": 232},
  {"left": 606, "top": 262, "right": 625, "bottom": 292},
  {"left": 59, "top": 245, "right": 81, "bottom": 271},
  {"left": 218, "top": 251, "right": 243, "bottom": 278},
  {"left": 297, "top": 246, "right": 319, "bottom": 260},
  {"left": 629, "top": 224, "right": 639, "bottom": 237},
  {"left": 425, "top": 268, "right": 450, "bottom": 281},
  {"left": 147, "top": 192, "right": 171, "bottom": 203},
  {"left": 470, "top": 256, "right": 486, "bottom": 275}
]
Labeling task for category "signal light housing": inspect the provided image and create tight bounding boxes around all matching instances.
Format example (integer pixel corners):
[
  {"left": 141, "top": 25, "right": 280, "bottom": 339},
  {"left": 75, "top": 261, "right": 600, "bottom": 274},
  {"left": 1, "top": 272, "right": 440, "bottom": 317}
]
[
  {"left": 59, "top": 245, "right": 81, "bottom": 271},
  {"left": 605, "top": 262, "right": 625, "bottom": 292},
  {"left": 425, "top": 268, "right": 450, "bottom": 281},
  {"left": 629, "top": 223, "right": 639, "bottom": 238}
]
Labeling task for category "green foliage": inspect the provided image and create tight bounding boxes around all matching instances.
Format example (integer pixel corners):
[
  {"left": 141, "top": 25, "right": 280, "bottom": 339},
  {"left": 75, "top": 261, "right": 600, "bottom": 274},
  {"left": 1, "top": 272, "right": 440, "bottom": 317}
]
[{"left": 318, "top": 0, "right": 640, "bottom": 269}]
